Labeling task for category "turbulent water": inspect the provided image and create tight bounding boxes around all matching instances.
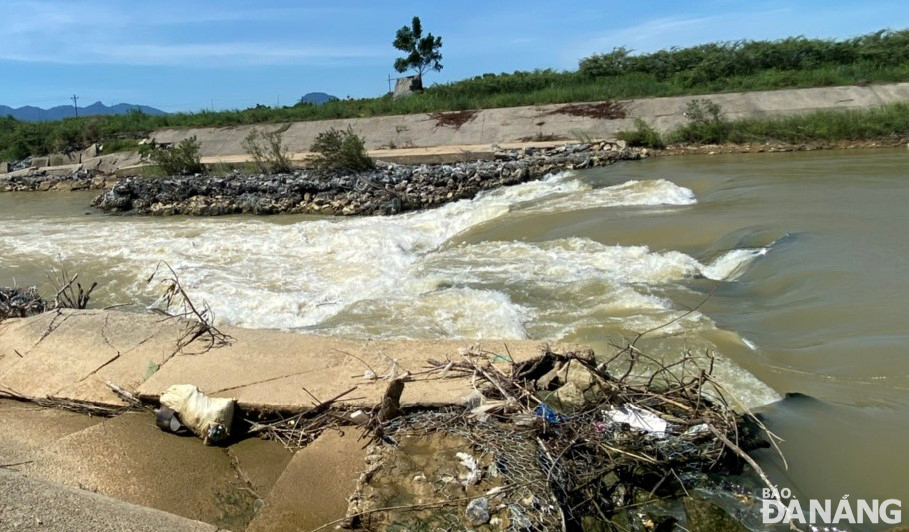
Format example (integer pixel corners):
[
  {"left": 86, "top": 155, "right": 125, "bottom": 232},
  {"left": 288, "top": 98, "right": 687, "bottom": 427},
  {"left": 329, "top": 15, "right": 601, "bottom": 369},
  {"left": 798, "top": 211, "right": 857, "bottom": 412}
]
[{"left": 1, "top": 149, "right": 907, "bottom": 514}]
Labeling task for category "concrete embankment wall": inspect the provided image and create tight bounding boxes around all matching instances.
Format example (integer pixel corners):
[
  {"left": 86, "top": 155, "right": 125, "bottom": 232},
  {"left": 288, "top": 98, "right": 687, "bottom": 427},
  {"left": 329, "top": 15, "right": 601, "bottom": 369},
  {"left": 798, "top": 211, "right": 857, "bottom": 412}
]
[{"left": 151, "top": 82, "right": 909, "bottom": 158}]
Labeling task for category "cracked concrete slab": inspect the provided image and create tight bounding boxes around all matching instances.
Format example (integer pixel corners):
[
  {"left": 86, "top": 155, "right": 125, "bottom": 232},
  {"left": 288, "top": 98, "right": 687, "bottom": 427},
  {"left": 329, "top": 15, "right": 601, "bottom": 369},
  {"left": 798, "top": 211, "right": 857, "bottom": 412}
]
[
  {"left": 226, "top": 438, "right": 293, "bottom": 501},
  {"left": 0, "top": 398, "right": 102, "bottom": 466},
  {"left": 137, "top": 330, "right": 575, "bottom": 410},
  {"left": 247, "top": 428, "right": 367, "bottom": 532},
  {"left": 0, "top": 310, "right": 184, "bottom": 404},
  {"left": 2, "top": 310, "right": 583, "bottom": 411},
  {"left": 15, "top": 412, "right": 261, "bottom": 530}
]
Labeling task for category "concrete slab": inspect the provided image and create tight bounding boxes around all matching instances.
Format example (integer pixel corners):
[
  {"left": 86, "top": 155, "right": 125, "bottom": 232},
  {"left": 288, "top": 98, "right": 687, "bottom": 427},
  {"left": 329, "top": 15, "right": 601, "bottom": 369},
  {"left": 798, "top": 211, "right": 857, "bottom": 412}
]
[
  {"left": 48, "top": 153, "right": 81, "bottom": 166},
  {"left": 1, "top": 310, "right": 581, "bottom": 411},
  {"left": 0, "top": 468, "right": 218, "bottom": 532},
  {"left": 0, "top": 310, "right": 185, "bottom": 405},
  {"left": 42, "top": 163, "right": 82, "bottom": 177},
  {"left": 138, "top": 329, "right": 569, "bottom": 410},
  {"left": 227, "top": 438, "right": 293, "bottom": 500},
  {"left": 82, "top": 152, "right": 141, "bottom": 175},
  {"left": 149, "top": 82, "right": 909, "bottom": 161},
  {"left": 247, "top": 429, "right": 367, "bottom": 532},
  {"left": 18, "top": 412, "right": 260, "bottom": 530},
  {"left": 0, "top": 399, "right": 102, "bottom": 466},
  {"left": 4, "top": 167, "right": 35, "bottom": 178}
]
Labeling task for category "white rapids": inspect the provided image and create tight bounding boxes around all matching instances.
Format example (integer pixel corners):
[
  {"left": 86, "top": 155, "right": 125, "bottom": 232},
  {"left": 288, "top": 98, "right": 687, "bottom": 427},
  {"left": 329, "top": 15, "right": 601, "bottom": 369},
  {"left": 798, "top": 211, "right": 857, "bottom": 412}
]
[{"left": 0, "top": 171, "right": 779, "bottom": 407}]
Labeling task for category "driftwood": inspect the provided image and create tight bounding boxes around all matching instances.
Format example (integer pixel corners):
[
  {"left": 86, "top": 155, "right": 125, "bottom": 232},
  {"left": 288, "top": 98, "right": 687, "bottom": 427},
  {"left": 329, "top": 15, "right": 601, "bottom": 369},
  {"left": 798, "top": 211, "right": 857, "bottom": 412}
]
[
  {"left": 146, "top": 261, "right": 233, "bottom": 356},
  {"left": 246, "top": 386, "right": 359, "bottom": 450}
]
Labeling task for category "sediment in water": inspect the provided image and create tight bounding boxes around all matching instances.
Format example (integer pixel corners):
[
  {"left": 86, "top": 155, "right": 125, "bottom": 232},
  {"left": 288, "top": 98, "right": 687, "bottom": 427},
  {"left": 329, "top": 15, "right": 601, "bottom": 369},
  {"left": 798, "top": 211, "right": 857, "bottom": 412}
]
[{"left": 91, "top": 142, "right": 644, "bottom": 216}]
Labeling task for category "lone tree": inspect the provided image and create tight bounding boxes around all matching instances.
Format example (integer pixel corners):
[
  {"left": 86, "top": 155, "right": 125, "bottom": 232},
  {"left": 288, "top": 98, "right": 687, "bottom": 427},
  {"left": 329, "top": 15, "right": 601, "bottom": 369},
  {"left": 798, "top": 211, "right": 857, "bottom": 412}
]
[{"left": 392, "top": 16, "right": 442, "bottom": 89}]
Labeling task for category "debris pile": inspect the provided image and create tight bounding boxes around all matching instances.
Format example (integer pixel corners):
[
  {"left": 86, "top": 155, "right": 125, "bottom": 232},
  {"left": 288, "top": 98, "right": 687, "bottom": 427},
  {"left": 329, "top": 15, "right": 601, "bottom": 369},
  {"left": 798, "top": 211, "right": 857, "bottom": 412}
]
[
  {"left": 1, "top": 272, "right": 95, "bottom": 322},
  {"left": 332, "top": 345, "right": 774, "bottom": 530},
  {"left": 0, "top": 287, "right": 47, "bottom": 321}
]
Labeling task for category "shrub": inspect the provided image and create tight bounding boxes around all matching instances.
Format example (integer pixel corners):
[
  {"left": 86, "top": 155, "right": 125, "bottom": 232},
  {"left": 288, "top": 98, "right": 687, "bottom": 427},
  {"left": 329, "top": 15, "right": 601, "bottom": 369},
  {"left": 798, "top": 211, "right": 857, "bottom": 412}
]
[
  {"left": 309, "top": 126, "right": 375, "bottom": 172},
  {"left": 617, "top": 118, "right": 665, "bottom": 149},
  {"left": 243, "top": 127, "right": 293, "bottom": 173},
  {"left": 670, "top": 99, "right": 730, "bottom": 144},
  {"left": 148, "top": 136, "right": 204, "bottom": 175}
]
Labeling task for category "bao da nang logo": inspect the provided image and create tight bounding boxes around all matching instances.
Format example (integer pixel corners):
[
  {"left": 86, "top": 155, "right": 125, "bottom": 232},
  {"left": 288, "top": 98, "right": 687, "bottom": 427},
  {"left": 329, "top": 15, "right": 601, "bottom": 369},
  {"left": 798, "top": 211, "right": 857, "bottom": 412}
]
[{"left": 761, "top": 488, "right": 901, "bottom": 526}]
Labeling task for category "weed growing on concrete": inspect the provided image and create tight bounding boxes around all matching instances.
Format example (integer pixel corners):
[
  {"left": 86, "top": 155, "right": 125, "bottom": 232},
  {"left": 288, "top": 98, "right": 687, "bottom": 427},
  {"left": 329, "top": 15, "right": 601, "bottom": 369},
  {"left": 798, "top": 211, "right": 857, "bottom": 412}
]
[
  {"left": 243, "top": 127, "right": 293, "bottom": 174},
  {"left": 618, "top": 118, "right": 666, "bottom": 149},
  {"left": 310, "top": 126, "right": 375, "bottom": 172},
  {"left": 148, "top": 136, "right": 204, "bottom": 175},
  {"left": 671, "top": 99, "right": 731, "bottom": 144}
]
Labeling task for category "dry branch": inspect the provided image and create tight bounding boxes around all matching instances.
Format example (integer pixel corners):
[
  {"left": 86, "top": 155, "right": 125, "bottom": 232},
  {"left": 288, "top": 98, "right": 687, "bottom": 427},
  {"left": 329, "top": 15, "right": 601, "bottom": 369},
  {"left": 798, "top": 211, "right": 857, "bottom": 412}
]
[
  {"left": 146, "top": 261, "right": 233, "bottom": 356},
  {"left": 47, "top": 269, "right": 96, "bottom": 310}
]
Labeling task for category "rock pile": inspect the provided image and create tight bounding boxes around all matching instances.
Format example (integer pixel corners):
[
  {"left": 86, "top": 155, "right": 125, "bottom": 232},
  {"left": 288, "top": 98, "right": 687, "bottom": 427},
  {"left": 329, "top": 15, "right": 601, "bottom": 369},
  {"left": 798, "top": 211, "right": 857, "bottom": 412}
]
[
  {"left": 0, "top": 169, "right": 111, "bottom": 192},
  {"left": 92, "top": 142, "right": 645, "bottom": 216}
]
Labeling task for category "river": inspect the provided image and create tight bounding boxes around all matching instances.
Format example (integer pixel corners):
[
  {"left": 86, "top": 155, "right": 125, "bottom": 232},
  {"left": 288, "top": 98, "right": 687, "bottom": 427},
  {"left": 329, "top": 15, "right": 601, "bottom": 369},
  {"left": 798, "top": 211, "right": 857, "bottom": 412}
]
[{"left": 1, "top": 148, "right": 907, "bottom": 515}]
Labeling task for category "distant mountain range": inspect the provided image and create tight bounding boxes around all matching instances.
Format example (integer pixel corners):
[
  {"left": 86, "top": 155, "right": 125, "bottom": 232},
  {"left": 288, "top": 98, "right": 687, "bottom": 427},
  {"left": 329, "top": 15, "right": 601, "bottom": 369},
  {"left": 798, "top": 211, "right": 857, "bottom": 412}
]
[
  {"left": 297, "top": 92, "right": 339, "bottom": 106},
  {"left": 0, "top": 101, "right": 168, "bottom": 122}
]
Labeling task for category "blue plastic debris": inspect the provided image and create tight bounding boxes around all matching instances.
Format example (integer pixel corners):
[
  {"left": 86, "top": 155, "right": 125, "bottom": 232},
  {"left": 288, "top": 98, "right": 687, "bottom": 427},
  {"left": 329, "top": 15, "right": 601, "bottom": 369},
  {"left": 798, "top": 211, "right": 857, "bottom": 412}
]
[{"left": 533, "top": 404, "right": 567, "bottom": 425}]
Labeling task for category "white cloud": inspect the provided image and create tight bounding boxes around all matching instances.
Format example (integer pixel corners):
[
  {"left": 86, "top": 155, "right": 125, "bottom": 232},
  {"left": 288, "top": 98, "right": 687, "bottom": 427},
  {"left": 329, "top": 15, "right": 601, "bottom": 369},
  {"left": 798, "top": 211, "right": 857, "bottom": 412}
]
[
  {"left": 0, "top": 0, "right": 381, "bottom": 66},
  {"left": 563, "top": 8, "right": 792, "bottom": 62}
]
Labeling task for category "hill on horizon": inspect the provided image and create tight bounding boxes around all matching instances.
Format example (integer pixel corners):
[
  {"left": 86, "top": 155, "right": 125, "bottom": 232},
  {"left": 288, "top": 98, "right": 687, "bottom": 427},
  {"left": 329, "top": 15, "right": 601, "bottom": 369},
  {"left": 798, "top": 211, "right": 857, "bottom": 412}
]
[
  {"left": 0, "top": 101, "right": 168, "bottom": 122},
  {"left": 296, "top": 92, "right": 339, "bottom": 106}
]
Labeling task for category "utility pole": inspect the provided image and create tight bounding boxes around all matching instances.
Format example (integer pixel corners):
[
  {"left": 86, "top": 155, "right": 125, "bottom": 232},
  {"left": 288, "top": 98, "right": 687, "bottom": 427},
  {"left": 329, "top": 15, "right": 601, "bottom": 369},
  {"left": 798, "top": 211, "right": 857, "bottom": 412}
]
[{"left": 70, "top": 95, "right": 79, "bottom": 117}]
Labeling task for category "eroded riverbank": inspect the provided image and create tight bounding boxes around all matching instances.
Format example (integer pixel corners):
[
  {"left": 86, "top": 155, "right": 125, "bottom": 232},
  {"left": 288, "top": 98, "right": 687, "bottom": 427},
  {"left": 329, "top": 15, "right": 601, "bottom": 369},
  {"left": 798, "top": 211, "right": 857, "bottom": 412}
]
[{"left": 1, "top": 149, "right": 908, "bottom": 527}]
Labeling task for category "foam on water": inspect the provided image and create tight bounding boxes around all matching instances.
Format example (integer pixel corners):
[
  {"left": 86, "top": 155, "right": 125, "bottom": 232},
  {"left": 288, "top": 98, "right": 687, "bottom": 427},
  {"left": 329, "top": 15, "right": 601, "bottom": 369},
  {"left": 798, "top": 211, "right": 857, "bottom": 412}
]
[
  {"left": 701, "top": 247, "right": 769, "bottom": 280},
  {"left": 523, "top": 178, "right": 697, "bottom": 213}
]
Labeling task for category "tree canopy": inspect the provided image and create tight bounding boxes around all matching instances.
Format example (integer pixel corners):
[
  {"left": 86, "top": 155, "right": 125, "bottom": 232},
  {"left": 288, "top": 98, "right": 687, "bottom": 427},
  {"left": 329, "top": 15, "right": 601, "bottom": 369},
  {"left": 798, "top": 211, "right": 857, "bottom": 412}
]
[{"left": 392, "top": 16, "right": 443, "bottom": 81}]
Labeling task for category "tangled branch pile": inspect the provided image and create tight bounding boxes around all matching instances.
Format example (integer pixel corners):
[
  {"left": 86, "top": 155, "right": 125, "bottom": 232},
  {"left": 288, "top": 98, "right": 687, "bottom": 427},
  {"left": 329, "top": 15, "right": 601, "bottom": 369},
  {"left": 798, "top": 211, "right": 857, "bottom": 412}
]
[
  {"left": 1, "top": 271, "right": 97, "bottom": 322},
  {"left": 0, "top": 287, "right": 47, "bottom": 321},
  {"left": 332, "top": 345, "right": 776, "bottom": 530}
]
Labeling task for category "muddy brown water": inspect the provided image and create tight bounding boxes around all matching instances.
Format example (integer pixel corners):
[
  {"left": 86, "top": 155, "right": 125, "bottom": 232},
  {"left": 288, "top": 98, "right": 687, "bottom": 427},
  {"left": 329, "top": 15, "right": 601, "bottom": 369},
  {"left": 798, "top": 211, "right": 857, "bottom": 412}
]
[{"left": 1, "top": 149, "right": 907, "bottom": 518}]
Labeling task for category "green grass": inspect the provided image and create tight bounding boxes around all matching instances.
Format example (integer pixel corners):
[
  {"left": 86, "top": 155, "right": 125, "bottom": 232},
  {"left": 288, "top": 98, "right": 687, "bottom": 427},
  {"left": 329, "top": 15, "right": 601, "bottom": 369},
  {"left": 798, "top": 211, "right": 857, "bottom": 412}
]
[
  {"left": 2, "top": 29, "right": 908, "bottom": 162},
  {"left": 617, "top": 119, "right": 666, "bottom": 149},
  {"left": 99, "top": 138, "right": 141, "bottom": 154},
  {"left": 669, "top": 102, "right": 909, "bottom": 145}
]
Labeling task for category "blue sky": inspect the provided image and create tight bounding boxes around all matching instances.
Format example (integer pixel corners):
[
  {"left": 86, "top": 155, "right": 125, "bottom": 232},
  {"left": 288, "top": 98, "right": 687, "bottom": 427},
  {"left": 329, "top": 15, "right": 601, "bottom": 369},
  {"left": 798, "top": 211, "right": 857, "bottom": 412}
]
[{"left": 2, "top": 0, "right": 907, "bottom": 112}]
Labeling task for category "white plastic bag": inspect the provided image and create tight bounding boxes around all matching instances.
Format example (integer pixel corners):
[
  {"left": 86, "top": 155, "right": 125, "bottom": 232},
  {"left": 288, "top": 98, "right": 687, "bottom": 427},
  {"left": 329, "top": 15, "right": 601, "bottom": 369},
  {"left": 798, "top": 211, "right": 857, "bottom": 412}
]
[{"left": 159, "top": 384, "right": 235, "bottom": 445}]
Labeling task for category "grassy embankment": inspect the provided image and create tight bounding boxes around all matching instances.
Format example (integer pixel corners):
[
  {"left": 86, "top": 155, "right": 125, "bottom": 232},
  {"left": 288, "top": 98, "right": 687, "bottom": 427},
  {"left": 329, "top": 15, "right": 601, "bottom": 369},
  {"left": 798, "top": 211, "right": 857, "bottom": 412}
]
[
  {"left": 1, "top": 29, "right": 908, "bottom": 161},
  {"left": 619, "top": 100, "right": 909, "bottom": 148}
]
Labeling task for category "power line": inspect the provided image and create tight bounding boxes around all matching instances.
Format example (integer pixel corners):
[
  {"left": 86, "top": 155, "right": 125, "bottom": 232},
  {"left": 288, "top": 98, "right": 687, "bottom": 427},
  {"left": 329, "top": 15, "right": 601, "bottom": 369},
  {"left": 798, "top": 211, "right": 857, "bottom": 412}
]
[{"left": 70, "top": 95, "right": 79, "bottom": 117}]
